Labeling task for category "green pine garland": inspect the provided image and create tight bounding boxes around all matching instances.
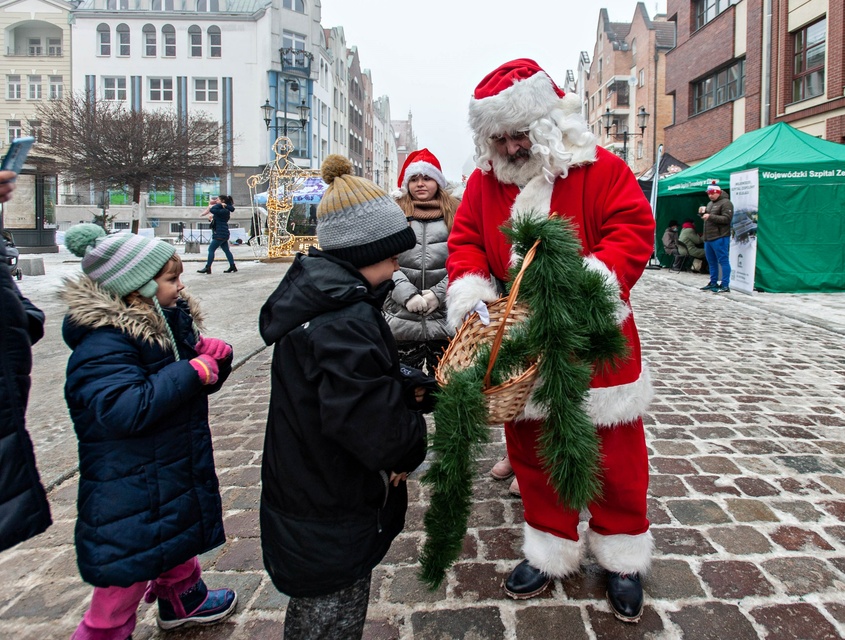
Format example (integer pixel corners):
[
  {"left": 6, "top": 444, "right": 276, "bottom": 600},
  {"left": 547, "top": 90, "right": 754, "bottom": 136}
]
[{"left": 419, "top": 213, "right": 627, "bottom": 589}]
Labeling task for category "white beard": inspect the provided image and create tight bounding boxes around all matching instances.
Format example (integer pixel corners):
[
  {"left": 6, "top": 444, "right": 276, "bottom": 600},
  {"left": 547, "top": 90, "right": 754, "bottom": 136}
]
[{"left": 491, "top": 152, "right": 546, "bottom": 186}]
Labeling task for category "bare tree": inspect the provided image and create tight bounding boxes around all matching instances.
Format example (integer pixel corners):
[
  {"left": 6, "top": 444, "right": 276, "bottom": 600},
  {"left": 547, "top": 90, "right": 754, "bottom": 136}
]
[{"left": 37, "top": 93, "right": 229, "bottom": 204}]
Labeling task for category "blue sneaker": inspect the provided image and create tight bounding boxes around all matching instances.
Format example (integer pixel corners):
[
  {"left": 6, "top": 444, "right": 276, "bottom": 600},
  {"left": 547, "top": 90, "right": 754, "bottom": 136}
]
[
  {"left": 156, "top": 579, "right": 237, "bottom": 630},
  {"left": 714, "top": 286, "right": 731, "bottom": 293}
]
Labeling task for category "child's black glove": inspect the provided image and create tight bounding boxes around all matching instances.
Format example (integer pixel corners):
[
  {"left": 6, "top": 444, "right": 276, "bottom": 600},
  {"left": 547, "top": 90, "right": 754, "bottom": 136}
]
[{"left": 399, "top": 363, "right": 438, "bottom": 414}]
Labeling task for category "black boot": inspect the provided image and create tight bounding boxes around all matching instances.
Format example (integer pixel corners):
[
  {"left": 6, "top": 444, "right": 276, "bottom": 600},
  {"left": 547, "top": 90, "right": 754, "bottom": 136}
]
[
  {"left": 224, "top": 264, "right": 237, "bottom": 273},
  {"left": 606, "top": 572, "right": 643, "bottom": 623},
  {"left": 504, "top": 559, "right": 551, "bottom": 599},
  {"left": 197, "top": 266, "right": 211, "bottom": 274}
]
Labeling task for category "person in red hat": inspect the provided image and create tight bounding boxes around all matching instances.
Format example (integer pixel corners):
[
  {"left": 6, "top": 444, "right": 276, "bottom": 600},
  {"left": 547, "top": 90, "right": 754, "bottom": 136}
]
[
  {"left": 698, "top": 180, "right": 733, "bottom": 293},
  {"left": 446, "top": 58, "right": 655, "bottom": 623},
  {"left": 384, "top": 148, "right": 460, "bottom": 374}
]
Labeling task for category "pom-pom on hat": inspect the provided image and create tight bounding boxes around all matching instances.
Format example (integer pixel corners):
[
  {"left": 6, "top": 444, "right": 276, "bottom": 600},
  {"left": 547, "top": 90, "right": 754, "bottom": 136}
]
[
  {"left": 469, "top": 58, "right": 578, "bottom": 139},
  {"left": 64, "top": 223, "right": 176, "bottom": 298},
  {"left": 317, "top": 155, "right": 416, "bottom": 268},
  {"left": 397, "top": 148, "right": 447, "bottom": 192},
  {"left": 706, "top": 180, "right": 722, "bottom": 193}
]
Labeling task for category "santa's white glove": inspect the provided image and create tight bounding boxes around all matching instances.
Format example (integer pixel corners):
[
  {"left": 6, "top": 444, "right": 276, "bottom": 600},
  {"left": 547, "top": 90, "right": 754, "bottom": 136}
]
[
  {"left": 405, "top": 294, "right": 428, "bottom": 314},
  {"left": 466, "top": 300, "right": 490, "bottom": 326},
  {"left": 421, "top": 290, "right": 439, "bottom": 315}
]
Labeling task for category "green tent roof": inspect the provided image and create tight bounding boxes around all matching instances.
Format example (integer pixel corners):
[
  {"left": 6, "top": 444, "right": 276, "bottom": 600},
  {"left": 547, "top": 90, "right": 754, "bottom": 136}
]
[{"left": 658, "top": 122, "right": 845, "bottom": 196}]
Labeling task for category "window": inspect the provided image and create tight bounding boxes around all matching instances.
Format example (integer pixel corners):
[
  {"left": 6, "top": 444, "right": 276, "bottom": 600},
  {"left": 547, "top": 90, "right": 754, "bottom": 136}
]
[
  {"left": 195, "top": 120, "right": 218, "bottom": 145},
  {"left": 116, "top": 24, "right": 130, "bottom": 57},
  {"left": 162, "top": 25, "right": 176, "bottom": 57},
  {"left": 8, "top": 120, "right": 22, "bottom": 141},
  {"left": 282, "top": 0, "right": 305, "bottom": 11},
  {"left": 112, "top": 221, "right": 131, "bottom": 230},
  {"left": 149, "top": 77, "right": 173, "bottom": 101},
  {"left": 7, "top": 75, "right": 21, "bottom": 100},
  {"left": 97, "top": 24, "right": 111, "bottom": 56},
  {"left": 636, "top": 140, "right": 643, "bottom": 159},
  {"left": 194, "top": 178, "right": 220, "bottom": 206},
  {"left": 143, "top": 24, "right": 156, "bottom": 56},
  {"left": 48, "top": 38, "right": 61, "bottom": 56},
  {"left": 692, "top": 59, "right": 745, "bottom": 114},
  {"left": 103, "top": 77, "right": 127, "bottom": 101},
  {"left": 29, "top": 120, "right": 43, "bottom": 142},
  {"left": 120, "top": 0, "right": 129, "bottom": 7},
  {"left": 28, "top": 38, "right": 42, "bottom": 56},
  {"left": 149, "top": 185, "right": 176, "bottom": 205},
  {"left": 792, "top": 18, "right": 826, "bottom": 102},
  {"left": 106, "top": 0, "right": 116, "bottom": 9},
  {"left": 208, "top": 26, "right": 221, "bottom": 57},
  {"left": 151, "top": 0, "right": 161, "bottom": 8},
  {"left": 49, "top": 76, "right": 63, "bottom": 100},
  {"left": 169, "top": 222, "right": 183, "bottom": 233},
  {"left": 282, "top": 31, "right": 307, "bottom": 66},
  {"left": 188, "top": 25, "right": 202, "bottom": 57},
  {"left": 639, "top": 69, "right": 645, "bottom": 87},
  {"left": 694, "top": 0, "right": 739, "bottom": 30},
  {"left": 28, "top": 75, "right": 42, "bottom": 100},
  {"left": 194, "top": 78, "right": 218, "bottom": 101},
  {"left": 196, "top": 0, "right": 219, "bottom": 10}
]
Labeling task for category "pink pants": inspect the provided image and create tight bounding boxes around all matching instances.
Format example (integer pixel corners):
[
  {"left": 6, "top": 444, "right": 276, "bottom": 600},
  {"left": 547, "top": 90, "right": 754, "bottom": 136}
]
[{"left": 71, "top": 557, "right": 201, "bottom": 640}]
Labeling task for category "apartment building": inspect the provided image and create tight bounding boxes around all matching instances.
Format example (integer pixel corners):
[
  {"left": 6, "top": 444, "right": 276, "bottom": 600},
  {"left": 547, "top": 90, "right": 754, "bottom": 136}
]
[
  {"left": 582, "top": 3, "right": 674, "bottom": 175},
  {"left": 0, "top": 0, "right": 73, "bottom": 249},
  {"left": 665, "top": 0, "right": 844, "bottom": 164}
]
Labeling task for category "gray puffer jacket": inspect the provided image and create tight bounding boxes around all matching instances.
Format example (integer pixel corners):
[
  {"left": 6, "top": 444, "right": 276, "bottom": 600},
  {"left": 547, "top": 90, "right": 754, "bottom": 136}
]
[{"left": 384, "top": 216, "right": 453, "bottom": 343}]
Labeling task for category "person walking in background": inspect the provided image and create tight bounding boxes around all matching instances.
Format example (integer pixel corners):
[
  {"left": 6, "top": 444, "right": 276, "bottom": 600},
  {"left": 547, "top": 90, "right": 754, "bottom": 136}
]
[
  {"left": 259, "top": 155, "right": 432, "bottom": 640},
  {"left": 383, "top": 148, "right": 460, "bottom": 374},
  {"left": 198, "top": 195, "right": 237, "bottom": 274},
  {"left": 0, "top": 169, "right": 52, "bottom": 554},
  {"left": 661, "top": 220, "right": 683, "bottom": 271},
  {"left": 446, "top": 59, "right": 654, "bottom": 622},
  {"left": 61, "top": 224, "right": 237, "bottom": 640},
  {"left": 679, "top": 219, "right": 707, "bottom": 273},
  {"left": 698, "top": 180, "right": 733, "bottom": 293}
]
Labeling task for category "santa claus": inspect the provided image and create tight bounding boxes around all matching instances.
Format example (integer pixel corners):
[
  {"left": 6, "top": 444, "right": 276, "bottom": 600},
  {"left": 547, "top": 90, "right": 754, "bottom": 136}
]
[{"left": 446, "top": 58, "right": 655, "bottom": 623}]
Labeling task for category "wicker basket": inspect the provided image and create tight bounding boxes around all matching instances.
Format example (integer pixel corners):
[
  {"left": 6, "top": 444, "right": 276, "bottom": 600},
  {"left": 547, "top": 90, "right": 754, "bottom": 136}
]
[{"left": 436, "top": 240, "right": 541, "bottom": 424}]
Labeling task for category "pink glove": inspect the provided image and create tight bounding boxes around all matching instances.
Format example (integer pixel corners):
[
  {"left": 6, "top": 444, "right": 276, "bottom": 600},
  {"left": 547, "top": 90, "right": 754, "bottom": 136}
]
[
  {"left": 189, "top": 354, "right": 219, "bottom": 385},
  {"left": 195, "top": 335, "right": 232, "bottom": 360}
]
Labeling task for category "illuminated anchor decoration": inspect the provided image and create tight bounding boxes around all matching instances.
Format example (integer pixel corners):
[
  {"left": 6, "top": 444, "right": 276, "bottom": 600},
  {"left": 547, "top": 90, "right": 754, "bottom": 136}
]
[{"left": 247, "top": 137, "right": 320, "bottom": 259}]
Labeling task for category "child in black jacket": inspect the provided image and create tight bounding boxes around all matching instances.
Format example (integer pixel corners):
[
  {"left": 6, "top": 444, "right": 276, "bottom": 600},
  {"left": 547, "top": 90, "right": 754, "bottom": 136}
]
[{"left": 259, "top": 155, "right": 432, "bottom": 639}]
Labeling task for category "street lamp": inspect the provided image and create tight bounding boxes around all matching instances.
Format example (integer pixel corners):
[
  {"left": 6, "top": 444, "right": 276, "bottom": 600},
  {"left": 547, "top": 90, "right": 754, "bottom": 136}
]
[
  {"left": 365, "top": 158, "right": 372, "bottom": 180},
  {"left": 602, "top": 106, "right": 649, "bottom": 166},
  {"left": 383, "top": 158, "right": 390, "bottom": 188},
  {"left": 261, "top": 94, "right": 310, "bottom": 138}
]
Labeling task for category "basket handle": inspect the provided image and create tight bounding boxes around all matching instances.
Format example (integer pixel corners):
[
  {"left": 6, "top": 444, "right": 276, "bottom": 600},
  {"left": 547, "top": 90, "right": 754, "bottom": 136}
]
[{"left": 483, "top": 237, "right": 542, "bottom": 389}]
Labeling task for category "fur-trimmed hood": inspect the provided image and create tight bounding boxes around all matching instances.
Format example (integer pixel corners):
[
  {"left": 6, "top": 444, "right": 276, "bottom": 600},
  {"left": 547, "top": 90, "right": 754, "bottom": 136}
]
[{"left": 59, "top": 275, "right": 204, "bottom": 352}]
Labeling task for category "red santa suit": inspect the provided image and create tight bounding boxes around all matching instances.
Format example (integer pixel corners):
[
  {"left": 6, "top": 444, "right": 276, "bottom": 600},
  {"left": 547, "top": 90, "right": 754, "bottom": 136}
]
[{"left": 447, "top": 141, "right": 655, "bottom": 578}]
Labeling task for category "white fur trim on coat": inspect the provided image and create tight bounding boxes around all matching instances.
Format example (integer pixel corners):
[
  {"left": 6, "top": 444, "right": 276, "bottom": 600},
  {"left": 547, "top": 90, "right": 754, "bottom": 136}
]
[
  {"left": 401, "top": 160, "right": 446, "bottom": 190},
  {"left": 512, "top": 175, "right": 555, "bottom": 224},
  {"left": 586, "top": 528, "right": 653, "bottom": 575},
  {"left": 523, "top": 522, "right": 583, "bottom": 578},
  {"left": 517, "top": 365, "right": 653, "bottom": 427},
  {"left": 583, "top": 255, "right": 630, "bottom": 324},
  {"left": 470, "top": 72, "right": 565, "bottom": 139},
  {"left": 587, "top": 365, "right": 653, "bottom": 428},
  {"left": 445, "top": 273, "right": 499, "bottom": 331}
]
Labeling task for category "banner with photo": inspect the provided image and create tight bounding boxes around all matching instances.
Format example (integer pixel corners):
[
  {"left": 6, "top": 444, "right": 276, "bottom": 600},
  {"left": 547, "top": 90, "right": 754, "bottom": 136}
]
[{"left": 729, "top": 169, "right": 759, "bottom": 295}]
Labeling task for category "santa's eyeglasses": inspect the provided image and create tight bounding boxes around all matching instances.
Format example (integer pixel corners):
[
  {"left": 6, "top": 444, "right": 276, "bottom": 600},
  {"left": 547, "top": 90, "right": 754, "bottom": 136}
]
[{"left": 488, "top": 130, "right": 531, "bottom": 145}]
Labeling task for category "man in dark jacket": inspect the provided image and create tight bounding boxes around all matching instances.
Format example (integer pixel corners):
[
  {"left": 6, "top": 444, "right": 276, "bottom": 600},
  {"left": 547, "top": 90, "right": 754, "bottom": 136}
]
[
  {"left": 259, "top": 156, "right": 430, "bottom": 640},
  {"left": 0, "top": 236, "right": 51, "bottom": 552},
  {"left": 698, "top": 181, "right": 734, "bottom": 293}
]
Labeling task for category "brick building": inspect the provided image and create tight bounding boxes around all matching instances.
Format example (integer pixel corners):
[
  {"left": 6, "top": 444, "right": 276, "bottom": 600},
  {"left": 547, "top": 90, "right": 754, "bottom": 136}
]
[
  {"left": 665, "top": 0, "right": 845, "bottom": 164},
  {"left": 583, "top": 3, "right": 675, "bottom": 175}
]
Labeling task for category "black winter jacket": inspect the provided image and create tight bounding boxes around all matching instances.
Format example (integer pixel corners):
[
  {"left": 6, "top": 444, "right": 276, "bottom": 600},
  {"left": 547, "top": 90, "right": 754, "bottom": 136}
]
[
  {"left": 61, "top": 278, "right": 230, "bottom": 587},
  {"left": 258, "top": 249, "right": 428, "bottom": 598},
  {"left": 209, "top": 202, "right": 234, "bottom": 240},
  {"left": 0, "top": 242, "right": 51, "bottom": 552}
]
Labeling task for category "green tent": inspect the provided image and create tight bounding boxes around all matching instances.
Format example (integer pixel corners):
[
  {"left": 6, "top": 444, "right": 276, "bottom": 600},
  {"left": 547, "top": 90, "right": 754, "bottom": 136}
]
[{"left": 655, "top": 122, "right": 845, "bottom": 292}]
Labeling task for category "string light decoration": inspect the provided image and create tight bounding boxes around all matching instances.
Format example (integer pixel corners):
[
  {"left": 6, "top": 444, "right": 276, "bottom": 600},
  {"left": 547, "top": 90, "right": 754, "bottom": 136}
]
[{"left": 247, "top": 136, "right": 320, "bottom": 259}]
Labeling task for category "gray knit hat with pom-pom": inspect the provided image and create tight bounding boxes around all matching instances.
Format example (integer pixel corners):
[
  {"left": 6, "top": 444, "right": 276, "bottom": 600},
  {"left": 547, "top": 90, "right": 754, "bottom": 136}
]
[
  {"left": 316, "top": 154, "right": 415, "bottom": 268},
  {"left": 64, "top": 223, "right": 176, "bottom": 298}
]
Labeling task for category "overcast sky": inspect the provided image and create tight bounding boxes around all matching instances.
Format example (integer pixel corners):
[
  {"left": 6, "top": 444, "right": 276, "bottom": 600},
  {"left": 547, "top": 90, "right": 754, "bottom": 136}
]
[{"left": 320, "top": 0, "right": 668, "bottom": 182}]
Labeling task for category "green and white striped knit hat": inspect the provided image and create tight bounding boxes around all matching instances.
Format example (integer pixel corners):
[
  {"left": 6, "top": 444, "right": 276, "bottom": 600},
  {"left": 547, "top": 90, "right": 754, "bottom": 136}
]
[
  {"left": 64, "top": 223, "right": 176, "bottom": 298},
  {"left": 317, "top": 155, "right": 415, "bottom": 268}
]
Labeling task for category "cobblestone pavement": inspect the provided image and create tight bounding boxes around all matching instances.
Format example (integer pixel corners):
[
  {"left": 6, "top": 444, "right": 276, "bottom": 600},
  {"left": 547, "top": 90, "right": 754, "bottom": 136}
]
[{"left": 1, "top": 270, "right": 843, "bottom": 639}]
